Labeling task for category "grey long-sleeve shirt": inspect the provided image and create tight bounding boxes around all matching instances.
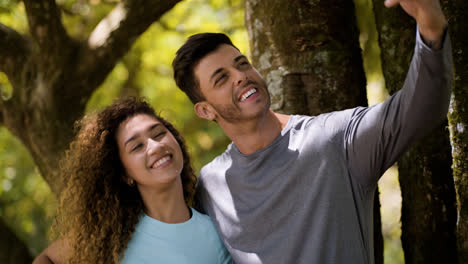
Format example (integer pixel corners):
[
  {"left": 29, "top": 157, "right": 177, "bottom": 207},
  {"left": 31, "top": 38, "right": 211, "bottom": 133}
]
[{"left": 197, "top": 29, "right": 452, "bottom": 264}]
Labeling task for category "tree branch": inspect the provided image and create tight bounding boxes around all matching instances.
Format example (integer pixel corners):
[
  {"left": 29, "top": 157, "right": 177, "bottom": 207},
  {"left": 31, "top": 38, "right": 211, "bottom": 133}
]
[
  {"left": 77, "top": 0, "right": 181, "bottom": 94},
  {"left": 0, "top": 23, "right": 31, "bottom": 77},
  {"left": 23, "top": 0, "right": 71, "bottom": 57}
]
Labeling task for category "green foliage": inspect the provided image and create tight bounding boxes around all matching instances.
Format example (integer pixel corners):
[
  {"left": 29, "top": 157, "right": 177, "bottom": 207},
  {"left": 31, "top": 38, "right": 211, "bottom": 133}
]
[
  {"left": 59, "top": 0, "right": 116, "bottom": 38},
  {"left": 379, "top": 166, "right": 404, "bottom": 264},
  {"left": 0, "top": 0, "right": 19, "bottom": 14},
  {"left": 0, "top": 1, "right": 27, "bottom": 31},
  {"left": 354, "top": 0, "right": 389, "bottom": 106},
  {"left": 0, "top": 127, "right": 56, "bottom": 256},
  {"left": 0, "top": 72, "right": 12, "bottom": 100}
]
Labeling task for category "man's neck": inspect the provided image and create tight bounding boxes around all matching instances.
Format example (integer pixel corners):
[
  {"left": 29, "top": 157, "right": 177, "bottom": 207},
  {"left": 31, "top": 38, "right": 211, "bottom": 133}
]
[{"left": 220, "top": 110, "right": 290, "bottom": 155}]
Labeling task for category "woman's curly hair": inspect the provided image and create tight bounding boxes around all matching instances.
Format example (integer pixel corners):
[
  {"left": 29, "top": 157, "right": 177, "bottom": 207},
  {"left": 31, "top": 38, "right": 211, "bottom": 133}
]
[{"left": 53, "top": 97, "right": 197, "bottom": 263}]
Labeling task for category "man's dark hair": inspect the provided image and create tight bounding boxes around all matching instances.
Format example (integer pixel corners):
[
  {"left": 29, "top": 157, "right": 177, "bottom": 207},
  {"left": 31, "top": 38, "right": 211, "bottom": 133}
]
[{"left": 172, "top": 33, "right": 239, "bottom": 104}]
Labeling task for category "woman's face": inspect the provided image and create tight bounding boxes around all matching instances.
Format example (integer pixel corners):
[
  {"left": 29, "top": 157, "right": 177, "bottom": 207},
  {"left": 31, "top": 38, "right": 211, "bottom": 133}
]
[{"left": 116, "top": 114, "right": 184, "bottom": 192}]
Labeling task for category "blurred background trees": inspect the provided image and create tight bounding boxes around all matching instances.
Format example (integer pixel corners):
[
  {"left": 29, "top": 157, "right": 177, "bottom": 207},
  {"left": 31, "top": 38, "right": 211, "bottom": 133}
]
[{"left": 0, "top": 0, "right": 466, "bottom": 263}]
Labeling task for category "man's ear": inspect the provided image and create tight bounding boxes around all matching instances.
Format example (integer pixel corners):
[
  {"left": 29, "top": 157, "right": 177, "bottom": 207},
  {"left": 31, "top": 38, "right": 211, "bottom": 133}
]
[{"left": 194, "top": 102, "right": 216, "bottom": 121}]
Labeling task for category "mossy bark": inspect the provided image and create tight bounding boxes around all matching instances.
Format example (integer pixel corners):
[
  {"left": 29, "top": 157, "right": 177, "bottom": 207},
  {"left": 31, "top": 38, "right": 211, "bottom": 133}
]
[
  {"left": 372, "top": 1, "right": 457, "bottom": 263},
  {"left": 443, "top": 0, "right": 468, "bottom": 262},
  {"left": 245, "top": 0, "right": 368, "bottom": 115},
  {"left": 245, "top": 1, "right": 382, "bottom": 263}
]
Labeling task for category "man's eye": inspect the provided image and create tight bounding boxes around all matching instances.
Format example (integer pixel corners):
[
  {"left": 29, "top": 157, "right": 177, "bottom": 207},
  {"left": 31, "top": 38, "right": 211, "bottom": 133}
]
[
  {"left": 215, "top": 74, "right": 228, "bottom": 85},
  {"left": 239, "top": 61, "right": 250, "bottom": 67}
]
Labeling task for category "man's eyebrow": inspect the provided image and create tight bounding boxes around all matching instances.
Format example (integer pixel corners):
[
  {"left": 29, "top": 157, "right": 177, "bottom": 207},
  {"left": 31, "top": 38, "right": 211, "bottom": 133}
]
[
  {"left": 124, "top": 123, "right": 160, "bottom": 147},
  {"left": 234, "top": 55, "right": 247, "bottom": 62},
  {"left": 209, "top": 55, "right": 248, "bottom": 84}
]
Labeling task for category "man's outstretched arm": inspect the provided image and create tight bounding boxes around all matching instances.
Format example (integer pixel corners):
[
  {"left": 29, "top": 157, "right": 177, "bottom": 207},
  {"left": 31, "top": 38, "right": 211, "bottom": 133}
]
[{"left": 344, "top": 0, "right": 452, "bottom": 188}]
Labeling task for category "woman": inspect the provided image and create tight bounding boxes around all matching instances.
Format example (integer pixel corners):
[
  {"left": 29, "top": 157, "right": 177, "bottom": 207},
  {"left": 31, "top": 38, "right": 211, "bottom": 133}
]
[{"left": 33, "top": 97, "right": 231, "bottom": 263}]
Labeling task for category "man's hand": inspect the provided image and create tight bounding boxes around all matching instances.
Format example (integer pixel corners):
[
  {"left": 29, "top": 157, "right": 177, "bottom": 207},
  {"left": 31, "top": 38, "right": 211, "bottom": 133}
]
[{"left": 385, "top": 0, "right": 447, "bottom": 49}]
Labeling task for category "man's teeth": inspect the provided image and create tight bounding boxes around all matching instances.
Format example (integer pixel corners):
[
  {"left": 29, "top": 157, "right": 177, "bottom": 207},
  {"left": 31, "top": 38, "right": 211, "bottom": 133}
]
[
  {"left": 240, "top": 88, "right": 257, "bottom": 102},
  {"left": 153, "top": 155, "right": 171, "bottom": 168}
]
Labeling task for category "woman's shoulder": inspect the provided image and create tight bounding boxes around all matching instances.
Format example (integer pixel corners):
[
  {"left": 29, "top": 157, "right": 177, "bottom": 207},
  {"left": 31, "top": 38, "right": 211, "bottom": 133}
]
[
  {"left": 190, "top": 208, "right": 232, "bottom": 263},
  {"left": 190, "top": 208, "right": 221, "bottom": 235},
  {"left": 191, "top": 207, "right": 214, "bottom": 225}
]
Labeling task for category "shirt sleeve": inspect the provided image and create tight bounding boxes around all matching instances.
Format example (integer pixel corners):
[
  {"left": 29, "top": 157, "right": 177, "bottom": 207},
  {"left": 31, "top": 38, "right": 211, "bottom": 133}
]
[{"left": 344, "top": 26, "right": 453, "bottom": 189}]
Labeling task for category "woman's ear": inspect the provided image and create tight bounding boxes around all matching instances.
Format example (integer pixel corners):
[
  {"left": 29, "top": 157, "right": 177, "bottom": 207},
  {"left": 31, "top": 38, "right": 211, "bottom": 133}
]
[
  {"left": 127, "top": 178, "right": 135, "bottom": 186},
  {"left": 194, "top": 102, "right": 217, "bottom": 121},
  {"left": 123, "top": 174, "right": 135, "bottom": 186}
]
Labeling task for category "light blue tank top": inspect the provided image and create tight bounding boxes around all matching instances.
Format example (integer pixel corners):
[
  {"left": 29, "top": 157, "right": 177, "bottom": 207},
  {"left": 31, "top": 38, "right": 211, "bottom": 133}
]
[{"left": 121, "top": 207, "right": 231, "bottom": 263}]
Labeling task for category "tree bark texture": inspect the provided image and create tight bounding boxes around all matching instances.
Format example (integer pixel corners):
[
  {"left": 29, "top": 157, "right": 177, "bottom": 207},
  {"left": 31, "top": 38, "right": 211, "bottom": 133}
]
[
  {"left": 443, "top": 0, "right": 468, "bottom": 262},
  {"left": 245, "top": 1, "right": 382, "bottom": 263},
  {"left": 372, "top": 1, "right": 458, "bottom": 263},
  {"left": 245, "top": 0, "right": 367, "bottom": 115},
  {"left": 0, "top": 219, "right": 33, "bottom": 264}
]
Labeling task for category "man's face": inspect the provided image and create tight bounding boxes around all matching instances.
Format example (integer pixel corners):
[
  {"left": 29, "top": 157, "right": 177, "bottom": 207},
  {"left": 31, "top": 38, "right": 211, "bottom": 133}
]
[{"left": 193, "top": 44, "right": 270, "bottom": 123}]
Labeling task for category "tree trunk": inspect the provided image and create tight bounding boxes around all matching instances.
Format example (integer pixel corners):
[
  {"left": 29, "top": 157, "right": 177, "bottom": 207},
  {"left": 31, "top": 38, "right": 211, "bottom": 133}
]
[
  {"left": 245, "top": 1, "right": 382, "bottom": 263},
  {"left": 0, "top": 219, "right": 32, "bottom": 264},
  {"left": 372, "top": 1, "right": 458, "bottom": 263},
  {"left": 245, "top": 0, "right": 367, "bottom": 115},
  {"left": 443, "top": 0, "right": 468, "bottom": 262}
]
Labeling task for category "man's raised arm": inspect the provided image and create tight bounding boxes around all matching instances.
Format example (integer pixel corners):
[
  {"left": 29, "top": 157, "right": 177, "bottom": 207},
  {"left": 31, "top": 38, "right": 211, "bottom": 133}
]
[{"left": 344, "top": 0, "right": 452, "bottom": 188}]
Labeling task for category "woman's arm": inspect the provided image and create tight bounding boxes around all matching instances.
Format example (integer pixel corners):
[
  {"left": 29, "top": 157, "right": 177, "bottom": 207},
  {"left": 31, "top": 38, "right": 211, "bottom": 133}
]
[
  {"left": 32, "top": 254, "right": 54, "bottom": 264},
  {"left": 32, "top": 240, "right": 67, "bottom": 264}
]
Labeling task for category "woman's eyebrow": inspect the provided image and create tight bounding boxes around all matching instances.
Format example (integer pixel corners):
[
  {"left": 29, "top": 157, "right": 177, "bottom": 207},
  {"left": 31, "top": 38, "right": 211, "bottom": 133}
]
[{"left": 124, "top": 123, "right": 161, "bottom": 147}]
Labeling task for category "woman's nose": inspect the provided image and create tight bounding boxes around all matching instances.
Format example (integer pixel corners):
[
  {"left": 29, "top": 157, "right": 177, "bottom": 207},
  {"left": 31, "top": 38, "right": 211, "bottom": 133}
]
[{"left": 146, "top": 138, "right": 162, "bottom": 155}]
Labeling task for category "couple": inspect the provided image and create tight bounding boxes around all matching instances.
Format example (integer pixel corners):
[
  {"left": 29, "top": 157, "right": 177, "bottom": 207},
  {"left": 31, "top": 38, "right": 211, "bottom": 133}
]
[{"left": 34, "top": 0, "right": 452, "bottom": 263}]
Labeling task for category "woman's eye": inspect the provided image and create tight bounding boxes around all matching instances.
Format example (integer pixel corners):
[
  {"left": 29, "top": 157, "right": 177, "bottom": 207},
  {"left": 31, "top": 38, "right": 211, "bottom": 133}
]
[
  {"left": 153, "top": 131, "right": 166, "bottom": 139},
  {"left": 131, "top": 143, "right": 143, "bottom": 152}
]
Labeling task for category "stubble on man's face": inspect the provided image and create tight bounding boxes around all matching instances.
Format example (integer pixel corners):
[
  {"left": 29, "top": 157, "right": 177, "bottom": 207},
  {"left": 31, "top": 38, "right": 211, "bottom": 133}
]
[
  {"left": 193, "top": 44, "right": 271, "bottom": 124},
  {"left": 210, "top": 78, "right": 270, "bottom": 124}
]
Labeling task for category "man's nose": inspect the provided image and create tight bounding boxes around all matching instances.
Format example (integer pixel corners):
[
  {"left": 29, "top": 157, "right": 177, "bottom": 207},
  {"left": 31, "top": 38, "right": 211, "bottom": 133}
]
[{"left": 234, "top": 69, "right": 247, "bottom": 87}]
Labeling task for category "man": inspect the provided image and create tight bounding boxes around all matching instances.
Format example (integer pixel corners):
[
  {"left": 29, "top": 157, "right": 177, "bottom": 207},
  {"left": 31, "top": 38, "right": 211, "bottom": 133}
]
[{"left": 172, "top": 0, "right": 451, "bottom": 263}]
